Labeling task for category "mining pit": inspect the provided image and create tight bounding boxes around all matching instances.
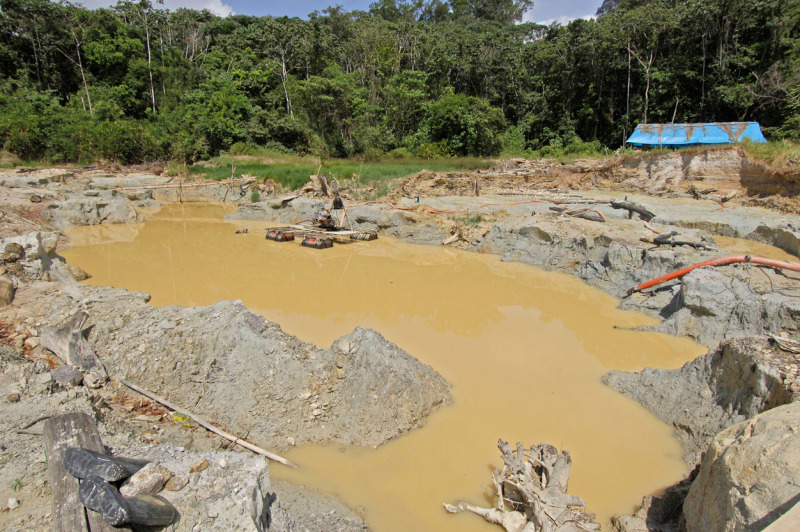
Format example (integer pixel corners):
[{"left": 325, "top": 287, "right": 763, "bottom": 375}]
[
  {"left": 1, "top": 148, "right": 799, "bottom": 532},
  {"left": 59, "top": 203, "right": 705, "bottom": 530}
]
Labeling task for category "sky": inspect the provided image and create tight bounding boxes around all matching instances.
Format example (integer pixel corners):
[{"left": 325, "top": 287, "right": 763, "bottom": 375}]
[{"left": 76, "top": 0, "right": 603, "bottom": 25}]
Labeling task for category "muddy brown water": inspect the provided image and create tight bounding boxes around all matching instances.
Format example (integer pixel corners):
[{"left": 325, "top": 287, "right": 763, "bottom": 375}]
[
  {"left": 715, "top": 235, "right": 799, "bottom": 262},
  {"left": 62, "top": 203, "right": 709, "bottom": 530}
]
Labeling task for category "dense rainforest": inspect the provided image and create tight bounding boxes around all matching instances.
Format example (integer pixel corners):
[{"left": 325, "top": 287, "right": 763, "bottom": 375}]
[{"left": 0, "top": 0, "right": 798, "bottom": 164}]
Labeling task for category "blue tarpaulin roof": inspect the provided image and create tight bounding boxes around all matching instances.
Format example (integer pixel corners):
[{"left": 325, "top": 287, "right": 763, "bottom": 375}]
[{"left": 627, "top": 122, "right": 767, "bottom": 147}]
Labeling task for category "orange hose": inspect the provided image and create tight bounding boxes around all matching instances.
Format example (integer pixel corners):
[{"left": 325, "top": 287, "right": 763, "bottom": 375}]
[{"left": 627, "top": 255, "right": 800, "bottom": 295}]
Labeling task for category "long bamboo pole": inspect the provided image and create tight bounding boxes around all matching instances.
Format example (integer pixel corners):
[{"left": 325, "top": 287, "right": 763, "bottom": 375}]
[{"left": 119, "top": 380, "right": 297, "bottom": 468}]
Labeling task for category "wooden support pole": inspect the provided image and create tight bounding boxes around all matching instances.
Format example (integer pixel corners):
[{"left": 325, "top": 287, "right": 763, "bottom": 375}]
[{"left": 119, "top": 380, "right": 297, "bottom": 468}]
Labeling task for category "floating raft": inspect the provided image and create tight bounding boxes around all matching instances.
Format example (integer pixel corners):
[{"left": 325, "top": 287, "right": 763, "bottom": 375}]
[{"left": 266, "top": 224, "right": 377, "bottom": 249}]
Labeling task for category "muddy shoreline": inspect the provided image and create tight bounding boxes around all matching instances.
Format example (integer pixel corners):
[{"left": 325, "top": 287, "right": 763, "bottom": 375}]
[{"left": 2, "top": 149, "right": 800, "bottom": 531}]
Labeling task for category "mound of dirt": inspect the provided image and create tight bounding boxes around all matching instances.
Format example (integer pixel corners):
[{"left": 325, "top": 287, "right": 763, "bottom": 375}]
[{"left": 20, "top": 283, "right": 451, "bottom": 452}]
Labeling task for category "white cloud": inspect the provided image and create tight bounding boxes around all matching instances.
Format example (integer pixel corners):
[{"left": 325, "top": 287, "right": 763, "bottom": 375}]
[
  {"left": 524, "top": 13, "right": 597, "bottom": 26},
  {"left": 76, "top": 0, "right": 235, "bottom": 17}
]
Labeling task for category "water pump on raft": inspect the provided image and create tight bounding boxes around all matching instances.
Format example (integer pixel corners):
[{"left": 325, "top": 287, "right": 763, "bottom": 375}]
[{"left": 264, "top": 192, "right": 377, "bottom": 248}]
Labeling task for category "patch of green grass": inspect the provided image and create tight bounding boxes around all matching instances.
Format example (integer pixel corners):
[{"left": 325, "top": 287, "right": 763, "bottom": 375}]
[
  {"left": 740, "top": 139, "right": 800, "bottom": 168},
  {"left": 187, "top": 154, "right": 494, "bottom": 192},
  {"left": 0, "top": 150, "right": 58, "bottom": 169},
  {"left": 11, "top": 478, "right": 22, "bottom": 491},
  {"left": 455, "top": 213, "right": 483, "bottom": 226}
]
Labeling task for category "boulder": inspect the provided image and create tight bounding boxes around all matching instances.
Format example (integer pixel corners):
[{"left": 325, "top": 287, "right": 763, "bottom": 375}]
[
  {"left": 51, "top": 365, "right": 83, "bottom": 386},
  {"left": 683, "top": 401, "right": 800, "bottom": 531},
  {"left": 0, "top": 277, "right": 14, "bottom": 306}
]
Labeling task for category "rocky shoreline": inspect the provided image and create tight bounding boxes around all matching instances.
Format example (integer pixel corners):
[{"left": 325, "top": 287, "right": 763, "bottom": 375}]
[{"left": 2, "top": 150, "right": 800, "bottom": 531}]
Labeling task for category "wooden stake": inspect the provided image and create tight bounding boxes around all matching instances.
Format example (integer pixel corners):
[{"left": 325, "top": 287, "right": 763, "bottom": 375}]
[{"left": 119, "top": 380, "right": 297, "bottom": 468}]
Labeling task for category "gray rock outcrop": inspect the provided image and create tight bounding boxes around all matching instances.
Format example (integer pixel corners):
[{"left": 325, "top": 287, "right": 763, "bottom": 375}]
[
  {"left": 683, "top": 401, "right": 800, "bottom": 531},
  {"left": 651, "top": 268, "right": 800, "bottom": 345},
  {"left": 603, "top": 337, "right": 800, "bottom": 465},
  {"left": 44, "top": 195, "right": 144, "bottom": 227},
  {"left": 226, "top": 197, "right": 325, "bottom": 223}
]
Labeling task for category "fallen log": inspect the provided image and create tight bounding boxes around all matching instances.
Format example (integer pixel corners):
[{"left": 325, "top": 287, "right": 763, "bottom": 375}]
[
  {"left": 549, "top": 206, "right": 605, "bottom": 223},
  {"left": 444, "top": 440, "right": 600, "bottom": 532},
  {"left": 651, "top": 231, "right": 717, "bottom": 251},
  {"left": 687, "top": 184, "right": 717, "bottom": 200},
  {"left": 610, "top": 200, "right": 655, "bottom": 221},
  {"left": 119, "top": 380, "right": 298, "bottom": 468}
]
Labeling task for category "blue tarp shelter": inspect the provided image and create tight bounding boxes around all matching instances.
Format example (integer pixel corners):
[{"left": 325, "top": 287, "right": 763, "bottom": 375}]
[{"left": 626, "top": 122, "right": 767, "bottom": 147}]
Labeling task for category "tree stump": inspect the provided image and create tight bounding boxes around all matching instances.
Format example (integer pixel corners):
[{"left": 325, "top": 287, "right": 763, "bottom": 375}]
[{"left": 444, "top": 440, "right": 600, "bottom": 532}]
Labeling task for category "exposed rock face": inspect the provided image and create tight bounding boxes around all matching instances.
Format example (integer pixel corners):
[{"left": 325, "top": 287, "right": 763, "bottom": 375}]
[
  {"left": 44, "top": 195, "right": 143, "bottom": 227},
  {"left": 618, "top": 147, "right": 800, "bottom": 197},
  {"left": 43, "top": 285, "right": 450, "bottom": 451},
  {"left": 651, "top": 268, "right": 800, "bottom": 345},
  {"left": 683, "top": 401, "right": 800, "bottom": 532},
  {"left": 1, "top": 231, "right": 85, "bottom": 283},
  {"left": 226, "top": 197, "right": 325, "bottom": 223},
  {"left": 347, "top": 205, "right": 448, "bottom": 243},
  {"left": 603, "top": 337, "right": 800, "bottom": 465}
]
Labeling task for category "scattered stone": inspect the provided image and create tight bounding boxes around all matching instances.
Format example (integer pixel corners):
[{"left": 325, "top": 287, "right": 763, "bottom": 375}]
[
  {"left": 8, "top": 498, "right": 19, "bottom": 510},
  {"left": 4, "top": 242, "right": 24, "bottom": 259},
  {"left": 120, "top": 463, "right": 172, "bottom": 497},
  {"left": 51, "top": 365, "right": 83, "bottom": 387},
  {"left": 7, "top": 392, "right": 20, "bottom": 403},
  {"left": 189, "top": 459, "right": 209, "bottom": 473},
  {"left": 82, "top": 373, "right": 101, "bottom": 389},
  {"left": 164, "top": 475, "right": 188, "bottom": 492},
  {"left": 23, "top": 337, "right": 40, "bottom": 350}
]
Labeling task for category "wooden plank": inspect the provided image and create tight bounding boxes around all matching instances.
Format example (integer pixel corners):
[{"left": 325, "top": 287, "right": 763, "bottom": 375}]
[
  {"left": 286, "top": 225, "right": 362, "bottom": 236},
  {"left": 43, "top": 413, "right": 131, "bottom": 532}
]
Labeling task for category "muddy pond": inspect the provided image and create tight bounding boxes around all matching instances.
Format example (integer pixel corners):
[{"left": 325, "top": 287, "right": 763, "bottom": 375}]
[{"left": 62, "top": 203, "right": 709, "bottom": 531}]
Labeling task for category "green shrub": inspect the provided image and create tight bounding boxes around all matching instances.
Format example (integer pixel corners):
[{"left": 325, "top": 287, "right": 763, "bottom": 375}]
[{"left": 250, "top": 189, "right": 261, "bottom": 203}]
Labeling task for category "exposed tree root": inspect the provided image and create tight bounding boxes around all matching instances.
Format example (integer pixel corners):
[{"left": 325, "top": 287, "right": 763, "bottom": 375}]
[{"left": 444, "top": 440, "right": 600, "bottom": 532}]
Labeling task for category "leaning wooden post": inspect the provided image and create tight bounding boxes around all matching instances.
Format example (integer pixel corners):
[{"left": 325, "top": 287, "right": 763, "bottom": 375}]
[{"left": 120, "top": 380, "right": 298, "bottom": 468}]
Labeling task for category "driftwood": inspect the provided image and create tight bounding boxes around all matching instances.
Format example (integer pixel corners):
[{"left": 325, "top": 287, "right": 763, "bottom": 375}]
[
  {"left": 687, "top": 184, "right": 717, "bottom": 200},
  {"left": 43, "top": 413, "right": 131, "bottom": 532},
  {"left": 119, "top": 380, "right": 298, "bottom": 468},
  {"left": 444, "top": 440, "right": 600, "bottom": 532},
  {"left": 40, "top": 311, "right": 106, "bottom": 375},
  {"left": 610, "top": 200, "right": 655, "bottom": 221},
  {"left": 549, "top": 206, "right": 605, "bottom": 223},
  {"left": 651, "top": 231, "right": 717, "bottom": 251}
]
